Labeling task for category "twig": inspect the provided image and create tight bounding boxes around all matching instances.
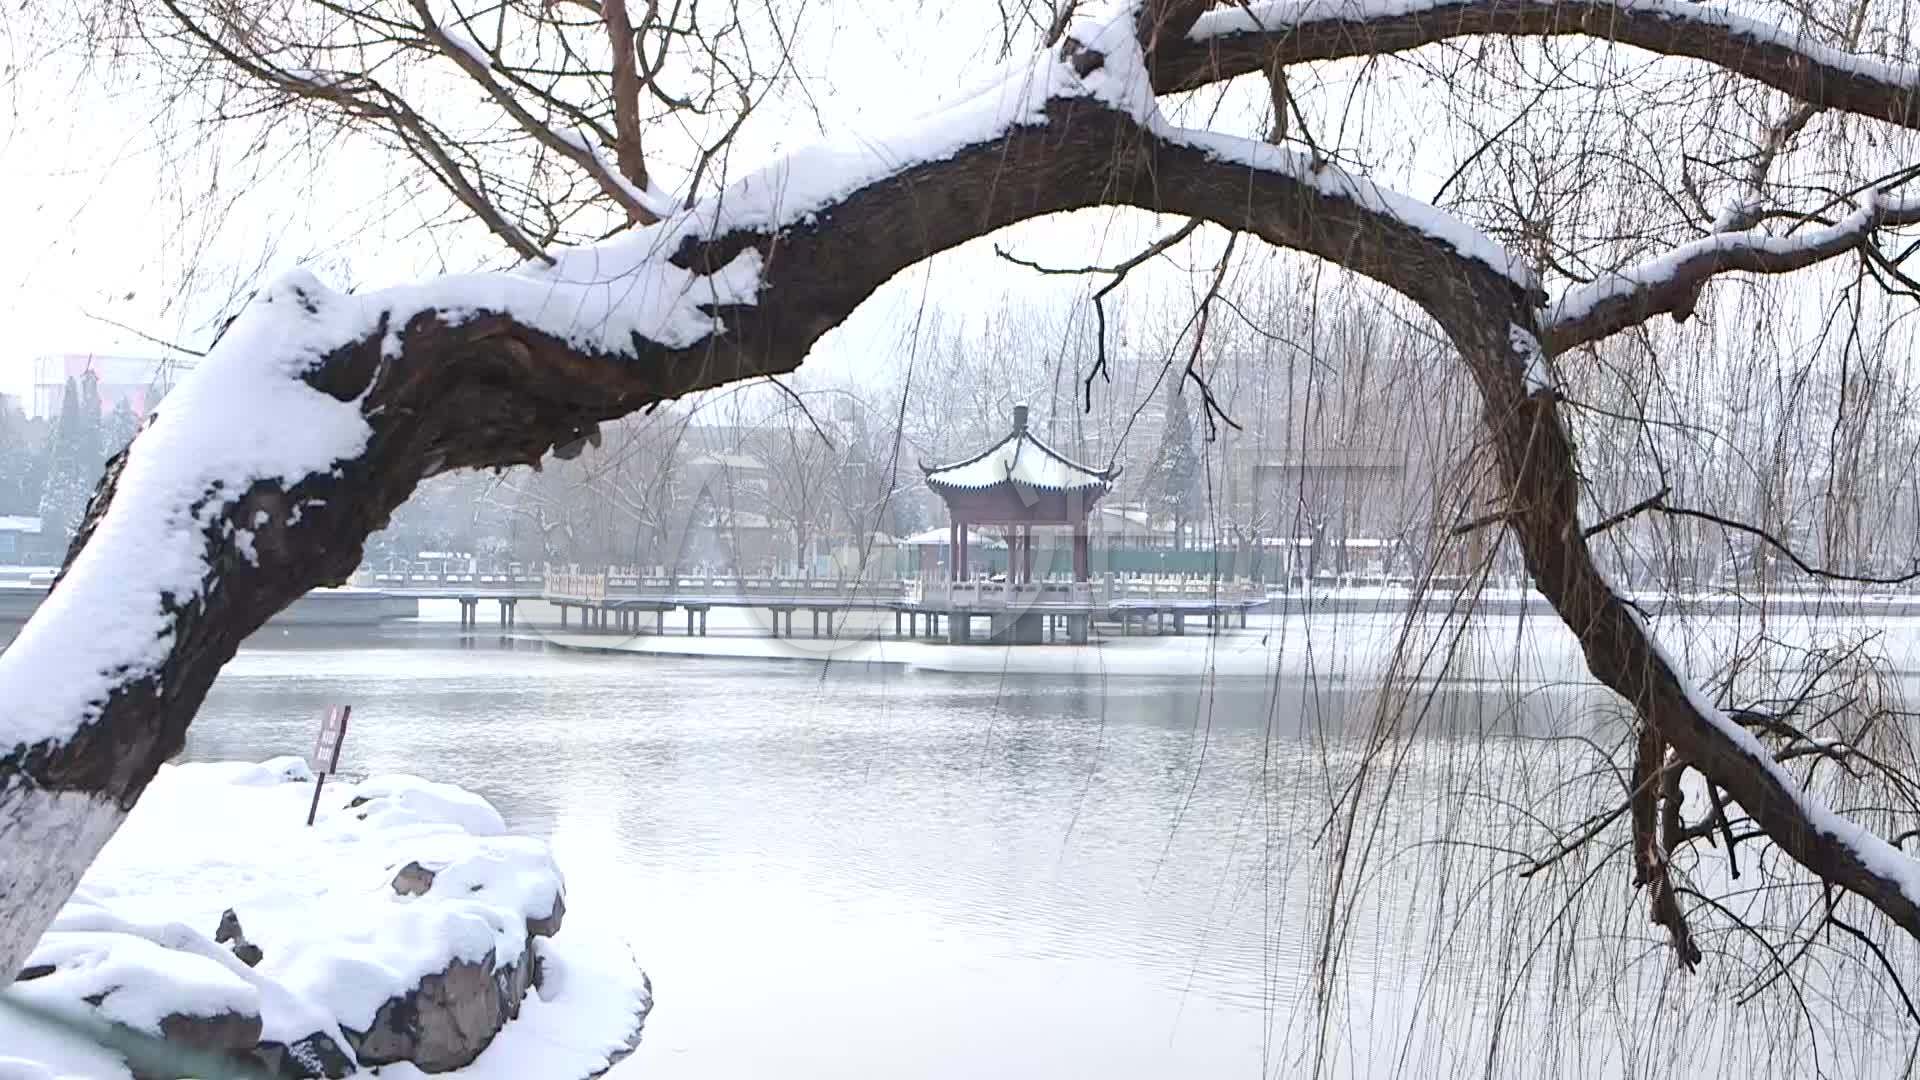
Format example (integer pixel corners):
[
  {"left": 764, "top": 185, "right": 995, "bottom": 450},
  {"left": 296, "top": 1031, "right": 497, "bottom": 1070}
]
[
  {"left": 1451, "top": 505, "right": 1525, "bottom": 536},
  {"left": 1829, "top": 903, "right": 1920, "bottom": 1024},
  {"left": 1179, "top": 231, "right": 1244, "bottom": 439},
  {"left": 992, "top": 219, "right": 1204, "bottom": 412},
  {"left": 1519, "top": 799, "right": 1631, "bottom": 878},
  {"left": 80, "top": 312, "right": 208, "bottom": 358},
  {"left": 1582, "top": 484, "right": 1672, "bottom": 538}
]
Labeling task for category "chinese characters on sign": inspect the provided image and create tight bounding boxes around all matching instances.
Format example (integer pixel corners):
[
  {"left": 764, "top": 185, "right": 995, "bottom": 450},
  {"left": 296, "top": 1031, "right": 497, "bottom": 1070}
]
[{"left": 306, "top": 705, "right": 352, "bottom": 826}]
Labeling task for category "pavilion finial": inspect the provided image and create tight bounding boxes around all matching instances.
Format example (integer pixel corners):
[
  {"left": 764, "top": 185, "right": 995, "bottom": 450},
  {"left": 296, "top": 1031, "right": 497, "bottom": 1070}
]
[{"left": 1012, "top": 404, "right": 1029, "bottom": 434}]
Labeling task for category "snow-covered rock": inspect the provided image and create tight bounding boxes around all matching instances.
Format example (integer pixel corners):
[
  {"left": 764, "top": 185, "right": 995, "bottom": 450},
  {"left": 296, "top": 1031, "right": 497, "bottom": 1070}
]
[{"left": 1, "top": 761, "right": 648, "bottom": 1079}]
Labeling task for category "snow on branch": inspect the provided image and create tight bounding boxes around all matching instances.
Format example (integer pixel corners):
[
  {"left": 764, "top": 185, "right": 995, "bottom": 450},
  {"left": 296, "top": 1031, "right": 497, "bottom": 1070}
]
[
  {"left": 1167, "top": 0, "right": 1920, "bottom": 131},
  {"left": 0, "top": 237, "right": 759, "bottom": 754},
  {"left": 1065, "top": 0, "right": 1539, "bottom": 290},
  {"left": 0, "top": 0, "right": 1554, "bottom": 763},
  {"left": 1541, "top": 191, "right": 1920, "bottom": 353},
  {"left": 1618, "top": 594, "right": 1920, "bottom": 937}
]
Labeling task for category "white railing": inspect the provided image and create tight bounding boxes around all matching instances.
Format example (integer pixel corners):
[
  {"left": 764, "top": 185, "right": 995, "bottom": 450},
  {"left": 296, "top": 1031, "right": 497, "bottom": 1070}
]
[
  {"left": 917, "top": 577, "right": 1262, "bottom": 609},
  {"left": 544, "top": 570, "right": 608, "bottom": 603},
  {"left": 368, "top": 564, "right": 1261, "bottom": 606}
]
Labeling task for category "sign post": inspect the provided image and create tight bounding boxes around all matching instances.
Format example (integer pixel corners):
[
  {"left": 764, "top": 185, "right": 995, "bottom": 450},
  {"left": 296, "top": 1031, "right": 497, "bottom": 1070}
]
[{"left": 306, "top": 705, "right": 351, "bottom": 826}]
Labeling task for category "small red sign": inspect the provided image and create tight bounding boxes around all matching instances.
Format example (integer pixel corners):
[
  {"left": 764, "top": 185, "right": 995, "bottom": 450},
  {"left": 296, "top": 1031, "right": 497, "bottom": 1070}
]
[{"left": 309, "top": 705, "right": 351, "bottom": 774}]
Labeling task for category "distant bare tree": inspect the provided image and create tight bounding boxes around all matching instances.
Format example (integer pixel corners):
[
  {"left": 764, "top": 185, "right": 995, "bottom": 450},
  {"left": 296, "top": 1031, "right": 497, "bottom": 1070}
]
[{"left": 17, "top": 3, "right": 1920, "bottom": 1070}]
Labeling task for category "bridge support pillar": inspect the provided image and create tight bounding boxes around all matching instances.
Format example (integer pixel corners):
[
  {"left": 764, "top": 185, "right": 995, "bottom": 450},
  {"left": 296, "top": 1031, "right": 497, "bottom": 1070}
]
[
  {"left": 989, "top": 610, "right": 1043, "bottom": 645},
  {"left": 1068, "top": 613, "right": 1090, "bottom": 644},
  {"left": 560, "top": 604, "right": 568, "bottom": 629},
  {"left": 699, "top": 609, "right": 708, "bottom": 636},
  {"left": 656, "top": 609, "right": 665, "bottom": 635},
  {"left": 686, "top": 608, "right": 696, "bottom": 636},
  {"left": 1173, "top": 612, "right": 1186, "bottom": 636},
  {"left": 947, "top": 611, "right": 972, "bottom": 645}
]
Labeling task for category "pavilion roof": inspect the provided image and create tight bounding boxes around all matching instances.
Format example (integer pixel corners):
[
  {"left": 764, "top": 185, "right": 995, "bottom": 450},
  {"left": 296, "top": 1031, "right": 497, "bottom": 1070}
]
[{"left": 921, "top": 406, "right": 1120, "bottom": 495}]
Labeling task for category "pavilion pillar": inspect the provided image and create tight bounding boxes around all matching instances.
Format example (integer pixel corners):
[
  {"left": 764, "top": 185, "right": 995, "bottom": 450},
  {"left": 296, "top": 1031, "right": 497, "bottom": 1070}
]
[
  {"left": 958, "top": 520, "right": 970, "bottom": 580},
  {"left": 1023, "top": 525, "right": 1035, "bottom": 583},
  {"left": 948, "top": 521, "right": 960, "bottom": 582}
]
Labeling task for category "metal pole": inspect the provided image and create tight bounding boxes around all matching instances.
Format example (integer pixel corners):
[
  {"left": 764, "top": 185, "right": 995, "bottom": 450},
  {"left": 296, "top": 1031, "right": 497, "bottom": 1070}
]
[{"left": 306, "top": 774, "right": 326, "bottom": 827}]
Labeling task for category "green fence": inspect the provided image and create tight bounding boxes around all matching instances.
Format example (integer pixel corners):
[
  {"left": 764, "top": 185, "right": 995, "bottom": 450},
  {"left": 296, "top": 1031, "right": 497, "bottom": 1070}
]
[{"left": 900, "top": 545, "right": 1285, "bottom": 581}]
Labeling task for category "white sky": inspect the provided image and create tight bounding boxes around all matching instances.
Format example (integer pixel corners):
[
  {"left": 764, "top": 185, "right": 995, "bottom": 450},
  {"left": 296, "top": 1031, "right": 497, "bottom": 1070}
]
[
  {"left": 0, "top": 2, "right": 1305, "bottom": 410},
  {"left": 0, "top": 2, "right": 1891, "bottom": 415}
]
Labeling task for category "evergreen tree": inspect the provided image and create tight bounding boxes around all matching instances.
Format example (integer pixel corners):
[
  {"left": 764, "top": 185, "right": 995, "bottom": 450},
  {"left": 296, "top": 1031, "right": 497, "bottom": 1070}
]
[
  {"left": 37, "top": 378, "right": 92, "bottom": 544},
  {"left": 1145, "top": 382, "right": 1202, "bottom": 550},
  {"left": 0, "top": 402, "right": 29, "bottom": 514},
  {"left": 104, "top": 396, "right": 140, "bottom": 459},
  {"left": 75, "top": 371, "right": 104, "bottom": 475}
]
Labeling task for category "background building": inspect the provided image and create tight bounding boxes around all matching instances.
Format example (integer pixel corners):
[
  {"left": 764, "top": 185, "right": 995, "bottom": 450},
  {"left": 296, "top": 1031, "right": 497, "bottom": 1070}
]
[{"left": 32, "top": 355, "right": 187, "bottom": 420}]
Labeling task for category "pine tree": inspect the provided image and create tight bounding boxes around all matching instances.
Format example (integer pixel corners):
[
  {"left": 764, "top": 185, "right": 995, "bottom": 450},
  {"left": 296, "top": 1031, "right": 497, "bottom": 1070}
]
[
  {"left": 75, "top": 371, "right": 104, "bottom": 475},
  {"left": 37, "top": 378, "right": 92, "bottom": 544},
  {"left": 104, "top": 396, "right": 140, "bottom": 459},
  {"left": 0, "top": 402, "right": 29, "bottom": 514},
  {"left": 1146, "top": 382, "right": 1201, "bottom": 550}
]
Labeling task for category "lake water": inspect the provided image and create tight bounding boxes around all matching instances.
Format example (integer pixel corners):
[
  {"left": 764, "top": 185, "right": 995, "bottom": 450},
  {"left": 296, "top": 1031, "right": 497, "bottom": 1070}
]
[{"left": 178, "top": 621, "right": 1910, "bottom": 1079}]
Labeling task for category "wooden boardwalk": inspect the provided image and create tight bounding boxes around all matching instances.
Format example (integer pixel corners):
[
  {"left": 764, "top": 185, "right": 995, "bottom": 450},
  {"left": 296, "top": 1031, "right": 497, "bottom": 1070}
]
[
  {"left": 345, "top": 568, "right": 1265, "bottom": 638},
  {"left": 537, "top": 572, "right": 1262, "bottom": 644}
]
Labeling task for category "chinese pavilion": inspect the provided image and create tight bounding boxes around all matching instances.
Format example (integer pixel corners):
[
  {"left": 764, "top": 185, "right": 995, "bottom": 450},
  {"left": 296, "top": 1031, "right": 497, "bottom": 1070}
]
[{"left": 922, "top": 404, "right": 1120, "bottom": 584}]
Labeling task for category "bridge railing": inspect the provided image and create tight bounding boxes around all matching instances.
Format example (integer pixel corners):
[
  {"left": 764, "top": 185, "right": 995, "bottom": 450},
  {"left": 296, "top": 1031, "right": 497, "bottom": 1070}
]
[
  {"left": 545, "top": 570, "right": 608, "bottom": 603},
  {"left": 917, "top": 577, "right": 1263, "bottom": 609},
  {"left": 361, "top": 565, "right": 1263, "bottom": 606},
  {"left": 600, "top": 575, "right": 914, "bottom": 600}
]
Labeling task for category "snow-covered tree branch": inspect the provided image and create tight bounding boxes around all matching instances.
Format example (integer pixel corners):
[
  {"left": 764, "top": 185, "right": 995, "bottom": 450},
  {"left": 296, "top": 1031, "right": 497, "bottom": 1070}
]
[{"left": 10, "top": 0, "right": 1920, "bottom": 997}]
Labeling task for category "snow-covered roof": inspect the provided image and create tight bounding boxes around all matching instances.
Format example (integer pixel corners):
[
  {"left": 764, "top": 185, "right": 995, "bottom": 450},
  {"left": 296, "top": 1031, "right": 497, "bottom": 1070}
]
[
  {"left": 687, "top": 452, "right": 765, "bottom": 472},
  {"left": 900, "top": 527, "right": 1009, "bottom": 547},
  {"left": 0, "top": 515, "right": 41, "bottom": 533},
  {"left": 922, "top": 406, "right": 1119, "bottom": 494}
]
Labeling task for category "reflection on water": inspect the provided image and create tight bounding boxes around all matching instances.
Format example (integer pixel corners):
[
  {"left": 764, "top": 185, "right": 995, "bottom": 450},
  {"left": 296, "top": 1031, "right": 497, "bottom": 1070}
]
[{"left": 179, "top": 626, "right": 1889, "bottom": 1079}]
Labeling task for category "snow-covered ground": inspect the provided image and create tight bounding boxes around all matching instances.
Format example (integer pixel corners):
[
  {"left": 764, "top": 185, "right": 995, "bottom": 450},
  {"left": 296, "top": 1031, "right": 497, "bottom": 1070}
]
[{"left": 0, "top": 759, "right": 649, "bottom": 1080}]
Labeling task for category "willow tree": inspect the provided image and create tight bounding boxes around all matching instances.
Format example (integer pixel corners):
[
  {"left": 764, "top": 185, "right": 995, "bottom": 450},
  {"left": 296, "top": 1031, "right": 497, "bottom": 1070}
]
[{"left": 8, "top": 0, "right": 1920, "bottom": 1020}]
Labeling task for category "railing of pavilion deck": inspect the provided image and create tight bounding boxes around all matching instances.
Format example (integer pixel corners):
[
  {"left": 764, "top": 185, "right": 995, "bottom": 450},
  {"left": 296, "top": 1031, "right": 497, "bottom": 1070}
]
[
  {"left": 592, "top": 575, "right": 914, "bottom": 600},
  {"left": 922, "top": 577, "right": 1276, "bottom": 609},
  {"left": 542, "top": 569, "right": 608, "bottom": 604}
]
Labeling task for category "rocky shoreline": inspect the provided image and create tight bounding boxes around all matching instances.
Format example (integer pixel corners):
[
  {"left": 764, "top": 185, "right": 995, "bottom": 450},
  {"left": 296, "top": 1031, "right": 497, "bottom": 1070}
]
[{"left": 1, "top": 759, "right": 649, "bottom": 1079}]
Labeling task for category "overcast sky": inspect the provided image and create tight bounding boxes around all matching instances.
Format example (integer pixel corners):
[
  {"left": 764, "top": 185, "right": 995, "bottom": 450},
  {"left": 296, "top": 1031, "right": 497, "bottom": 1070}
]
[
  {"left": 3, "top": 1, "right": 1889, "bottom": 420},
  {"left": 0, "top": 4, "right": 1231, "bottom": 406}
]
